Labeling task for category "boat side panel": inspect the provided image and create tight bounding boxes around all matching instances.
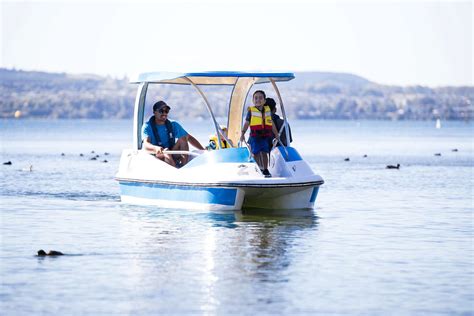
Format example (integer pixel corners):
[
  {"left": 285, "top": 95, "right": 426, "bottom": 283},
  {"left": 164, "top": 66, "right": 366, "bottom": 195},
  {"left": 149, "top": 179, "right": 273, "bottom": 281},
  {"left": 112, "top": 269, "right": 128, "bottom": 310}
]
[
  {"left": 242, "top": 186, "right": 318, "bottom": 210},
  {"left": 119, "top": 181, "right": 238, "bottom": 206}
]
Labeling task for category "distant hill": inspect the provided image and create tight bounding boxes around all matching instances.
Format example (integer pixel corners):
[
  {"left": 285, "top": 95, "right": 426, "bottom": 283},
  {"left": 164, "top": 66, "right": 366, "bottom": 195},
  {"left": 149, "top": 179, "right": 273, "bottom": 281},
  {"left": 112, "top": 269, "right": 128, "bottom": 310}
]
[
  {"left": 0, "top": 68, "right": 472, "bottom": 120},
  {"left": 292, "top": 71, "right": 372, "bottom": 87},
  {"left": 0, "top": 68, "right": 133, "bottom": 119}
]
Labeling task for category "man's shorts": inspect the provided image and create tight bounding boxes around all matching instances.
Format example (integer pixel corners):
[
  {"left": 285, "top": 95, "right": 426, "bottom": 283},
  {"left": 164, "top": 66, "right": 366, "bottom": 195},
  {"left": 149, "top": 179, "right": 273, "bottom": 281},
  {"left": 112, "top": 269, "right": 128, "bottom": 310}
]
[{"left": 249, "top": 136, "right": 271, "bottom": 155}]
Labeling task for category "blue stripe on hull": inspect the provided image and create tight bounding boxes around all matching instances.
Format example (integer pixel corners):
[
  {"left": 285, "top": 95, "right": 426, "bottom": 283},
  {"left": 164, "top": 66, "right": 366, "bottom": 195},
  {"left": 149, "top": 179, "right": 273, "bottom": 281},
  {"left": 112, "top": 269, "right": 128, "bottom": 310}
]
[
  {"left": 310, "top": 187, "right": 319, "bottom": 203},
  {"left": 119, "top": 181, "right": 237, "bottom": 206}
]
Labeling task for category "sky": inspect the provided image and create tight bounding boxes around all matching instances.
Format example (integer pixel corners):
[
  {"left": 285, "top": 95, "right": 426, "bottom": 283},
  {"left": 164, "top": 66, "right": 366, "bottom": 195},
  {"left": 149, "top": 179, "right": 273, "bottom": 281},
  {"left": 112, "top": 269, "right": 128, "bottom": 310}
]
[{"left": 1, "top": 0, "right": 472, "bottom": 86}]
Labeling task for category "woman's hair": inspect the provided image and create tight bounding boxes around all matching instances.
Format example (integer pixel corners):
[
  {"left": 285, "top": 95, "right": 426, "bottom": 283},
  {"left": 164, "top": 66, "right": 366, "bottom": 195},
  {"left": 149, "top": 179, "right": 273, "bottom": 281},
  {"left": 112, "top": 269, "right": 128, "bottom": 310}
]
[
  {"left": 253, "top": 90, "right": 266, "bottom": 99},
  {"left": 265, "top": 97, "right": 276, "bottom": 111}
]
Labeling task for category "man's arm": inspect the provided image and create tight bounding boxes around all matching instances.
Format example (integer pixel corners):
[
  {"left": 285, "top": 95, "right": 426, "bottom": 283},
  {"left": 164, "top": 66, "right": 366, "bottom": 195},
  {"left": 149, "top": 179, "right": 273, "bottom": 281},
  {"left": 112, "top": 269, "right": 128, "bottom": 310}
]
[
  {"left": 143, "top": 137, "right": 163, "bottom": 156},
  {"left": 187, "top": 134, "right": 205, "bottom": 150}
]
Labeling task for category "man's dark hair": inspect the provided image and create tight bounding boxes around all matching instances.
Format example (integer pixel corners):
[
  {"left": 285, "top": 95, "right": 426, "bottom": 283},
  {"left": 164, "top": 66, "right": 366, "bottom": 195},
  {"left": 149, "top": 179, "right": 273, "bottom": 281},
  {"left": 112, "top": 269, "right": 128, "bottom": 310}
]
[
  {"left": 153, "top": 101, "right": 168, "bottom": 112},
  {"left": 266, "top": 97, "right": 276, "bottom": 111}
]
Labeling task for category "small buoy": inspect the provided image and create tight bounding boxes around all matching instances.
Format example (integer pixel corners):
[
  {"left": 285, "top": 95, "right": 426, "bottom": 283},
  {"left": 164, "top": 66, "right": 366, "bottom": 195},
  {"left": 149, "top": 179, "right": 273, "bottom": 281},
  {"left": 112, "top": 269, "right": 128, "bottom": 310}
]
[
  {"left": 386, "top": 164, "right": 400, "bottom": 169},
  {"left": 21, "top": 165, "right": 33, "bottom": 172},
  {"left": 344, "top": 158, "right": 350, "bottom": 161},
  {"left": 434, "top": 153, "right": 442, "bottom": 156},
  {"left": 102, "top": 160, "right": 108, "bottom": 163},
  {"left": 3, "top": 161, "right": 12, "bottom": 165}
]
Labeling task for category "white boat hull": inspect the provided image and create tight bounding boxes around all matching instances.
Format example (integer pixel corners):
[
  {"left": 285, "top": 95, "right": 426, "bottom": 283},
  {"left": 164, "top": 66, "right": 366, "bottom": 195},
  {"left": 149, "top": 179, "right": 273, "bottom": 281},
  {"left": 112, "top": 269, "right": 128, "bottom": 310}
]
[
  {"left": 116, "top": 147, "right": 323, "bottom": 211},
  {"left": 241, "top": 186, "right": 319, "bottom": 210}
]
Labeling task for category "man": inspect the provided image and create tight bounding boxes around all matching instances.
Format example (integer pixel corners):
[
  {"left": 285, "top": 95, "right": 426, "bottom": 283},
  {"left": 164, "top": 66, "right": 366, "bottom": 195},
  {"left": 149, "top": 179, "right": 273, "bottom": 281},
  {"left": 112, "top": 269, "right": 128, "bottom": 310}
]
[
  {"left": 266, "top": 97, "right": 293, "bottom": 147},
  {"left": 142, "top": 101, "right": 204, "bottom": 167}
]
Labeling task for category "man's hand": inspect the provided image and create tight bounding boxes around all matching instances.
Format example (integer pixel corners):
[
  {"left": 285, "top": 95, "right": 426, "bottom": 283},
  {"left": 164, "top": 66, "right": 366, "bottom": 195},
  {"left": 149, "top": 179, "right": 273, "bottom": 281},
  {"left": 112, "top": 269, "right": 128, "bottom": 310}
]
[{"left": 155, "top": 146, "right": 164, "bottom": 157}]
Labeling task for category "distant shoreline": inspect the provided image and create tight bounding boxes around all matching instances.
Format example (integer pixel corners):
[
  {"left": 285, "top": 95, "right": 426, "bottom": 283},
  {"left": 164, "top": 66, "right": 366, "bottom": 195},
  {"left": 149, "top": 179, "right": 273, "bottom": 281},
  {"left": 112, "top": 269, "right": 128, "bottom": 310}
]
[{"left": 1, "top": 68, "right": 472, "bottom": 121}]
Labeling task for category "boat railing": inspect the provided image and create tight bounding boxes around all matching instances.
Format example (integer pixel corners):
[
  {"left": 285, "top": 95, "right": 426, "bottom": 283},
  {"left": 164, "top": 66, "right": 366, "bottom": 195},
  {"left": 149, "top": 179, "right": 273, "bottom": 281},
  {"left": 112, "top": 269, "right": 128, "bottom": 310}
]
[
  {"left": 240, "top": 139, "right": 253, "bottom": 161},
  {"left": 160, "top": 150, "right": 204, "bottom": 157},
  {"left": 271, "top": 125, "right": 289, "bottom": 158}
]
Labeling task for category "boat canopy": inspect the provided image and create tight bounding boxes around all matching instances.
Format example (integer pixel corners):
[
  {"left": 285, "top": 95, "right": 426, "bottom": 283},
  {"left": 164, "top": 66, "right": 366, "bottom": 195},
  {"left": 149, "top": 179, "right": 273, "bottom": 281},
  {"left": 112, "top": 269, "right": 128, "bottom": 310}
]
[
  {"left": 130, "top": 71, "right": 295, "bottom": 85},
  {"left": 131, "top": 71, "right": 295, "bottom": 149}
]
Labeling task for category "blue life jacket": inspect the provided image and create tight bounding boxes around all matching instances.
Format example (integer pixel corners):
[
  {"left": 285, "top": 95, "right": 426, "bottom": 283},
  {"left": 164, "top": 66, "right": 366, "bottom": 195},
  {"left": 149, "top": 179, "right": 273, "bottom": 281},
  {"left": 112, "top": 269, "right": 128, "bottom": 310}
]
[{"left": 148, "top": 116, "right": 175, "bottom": 149}]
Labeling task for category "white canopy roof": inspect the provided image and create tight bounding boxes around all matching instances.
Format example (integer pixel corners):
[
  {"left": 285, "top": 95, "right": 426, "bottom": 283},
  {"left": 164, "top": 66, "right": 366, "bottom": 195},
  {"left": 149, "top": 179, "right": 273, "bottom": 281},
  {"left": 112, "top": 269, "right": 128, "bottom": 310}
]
[{"left": 130, "top": 71, "right": 295, "bottom": 85}]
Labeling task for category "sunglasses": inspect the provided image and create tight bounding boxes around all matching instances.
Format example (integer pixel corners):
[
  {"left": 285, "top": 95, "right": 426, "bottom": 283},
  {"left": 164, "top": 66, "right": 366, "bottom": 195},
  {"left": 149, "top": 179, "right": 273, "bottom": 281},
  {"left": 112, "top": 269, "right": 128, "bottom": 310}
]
[{"left": 159, "top": 108, "right": 170, "bottom": 114}]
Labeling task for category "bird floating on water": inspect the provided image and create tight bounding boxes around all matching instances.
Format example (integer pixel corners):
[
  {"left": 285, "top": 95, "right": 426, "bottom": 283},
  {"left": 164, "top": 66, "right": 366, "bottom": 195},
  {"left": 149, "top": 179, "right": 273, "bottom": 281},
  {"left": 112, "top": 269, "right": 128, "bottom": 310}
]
[
  {"left": 344, "top": 158, "right": 350, "bottom": 161},
  {"left": 452, "top": 149, "right": 458, "bottom": 152},
  {"left": 3, "top": 161, "right": 12, "bottom": 165},
  {"left": 434, "top": 153, "right": 442, "bottom": 156},
  {"left": 386, "top": 164, "right": 400, "bottom": 169},
  {"left": 37, "top": 249, "right": 64, "bottom": 256}
]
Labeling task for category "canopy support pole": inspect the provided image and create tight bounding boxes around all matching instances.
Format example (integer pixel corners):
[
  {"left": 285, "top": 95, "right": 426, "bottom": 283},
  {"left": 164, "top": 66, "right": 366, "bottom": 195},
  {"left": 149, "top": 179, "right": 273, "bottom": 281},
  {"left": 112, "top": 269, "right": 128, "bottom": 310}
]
[
  {"left": 227, "top": 77, "right": 257, "bottom": 146},
  {"left": 133, "top": 82, "right": 148, "bottom": 150},
  {"left": 183, "top": 77, "right": 231, "bottom": 148},
  {"left": 270, "top": 79, "right": 290, "bottom": 147}
]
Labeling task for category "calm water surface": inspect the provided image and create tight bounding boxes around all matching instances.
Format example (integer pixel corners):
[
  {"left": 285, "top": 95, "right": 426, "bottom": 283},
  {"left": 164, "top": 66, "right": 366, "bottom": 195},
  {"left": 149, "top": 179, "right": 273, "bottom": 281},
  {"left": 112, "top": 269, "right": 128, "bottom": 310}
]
[{"left": 1, "top": 119, "right": 473, "bottom": 315}]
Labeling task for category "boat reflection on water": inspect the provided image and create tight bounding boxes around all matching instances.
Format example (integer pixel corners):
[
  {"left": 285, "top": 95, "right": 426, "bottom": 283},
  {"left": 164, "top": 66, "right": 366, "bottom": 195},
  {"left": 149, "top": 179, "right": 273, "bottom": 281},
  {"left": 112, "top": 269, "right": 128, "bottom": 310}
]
[
  {"left": 203, "top": 207, "right": 318, "bottom": 229},
  {"left": 227, "top": 208, "right": 319, "bottom": 283},
  {"left": 235, "top": 208, "right": 317, "bottom": 224},
  {"left": 117, "top": 204, "right": 319, "bottom": 309}
]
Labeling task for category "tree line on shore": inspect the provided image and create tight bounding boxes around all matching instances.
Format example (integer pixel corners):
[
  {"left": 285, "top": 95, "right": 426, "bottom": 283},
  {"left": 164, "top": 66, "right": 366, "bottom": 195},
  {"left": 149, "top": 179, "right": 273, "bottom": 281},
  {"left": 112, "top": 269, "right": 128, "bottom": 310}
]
[{"left": 1, "top": 68, "right": 472, "bottom": 121}]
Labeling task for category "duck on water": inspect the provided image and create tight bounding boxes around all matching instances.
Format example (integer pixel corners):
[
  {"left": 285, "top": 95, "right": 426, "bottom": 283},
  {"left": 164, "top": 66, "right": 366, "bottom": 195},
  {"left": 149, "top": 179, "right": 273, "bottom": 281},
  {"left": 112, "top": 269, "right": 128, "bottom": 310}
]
[{"left": 37, "top": 250, "right": 64, "bottom": 256}]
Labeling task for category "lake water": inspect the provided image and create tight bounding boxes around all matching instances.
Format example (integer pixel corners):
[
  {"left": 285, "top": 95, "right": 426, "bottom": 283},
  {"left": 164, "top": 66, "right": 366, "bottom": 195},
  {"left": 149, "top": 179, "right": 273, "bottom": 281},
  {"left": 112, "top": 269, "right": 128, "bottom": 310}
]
[{"left": 1, "top": 119, "right": 473, "bottom": 315}]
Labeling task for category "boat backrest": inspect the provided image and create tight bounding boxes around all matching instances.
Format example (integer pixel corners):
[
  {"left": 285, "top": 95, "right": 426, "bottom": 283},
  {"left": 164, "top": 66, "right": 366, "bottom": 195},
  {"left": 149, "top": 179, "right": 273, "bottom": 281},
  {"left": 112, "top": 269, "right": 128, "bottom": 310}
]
[{"left": 184, "top": 147, "right": 253, "bottom": 168}]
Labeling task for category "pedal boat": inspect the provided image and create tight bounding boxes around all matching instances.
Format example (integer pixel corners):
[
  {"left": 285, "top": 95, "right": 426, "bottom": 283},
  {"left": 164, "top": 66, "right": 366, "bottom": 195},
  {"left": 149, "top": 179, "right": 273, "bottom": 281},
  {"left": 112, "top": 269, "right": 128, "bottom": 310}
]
[{"left": 115, "top": 71, "right": 324, "bottom": 211}]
